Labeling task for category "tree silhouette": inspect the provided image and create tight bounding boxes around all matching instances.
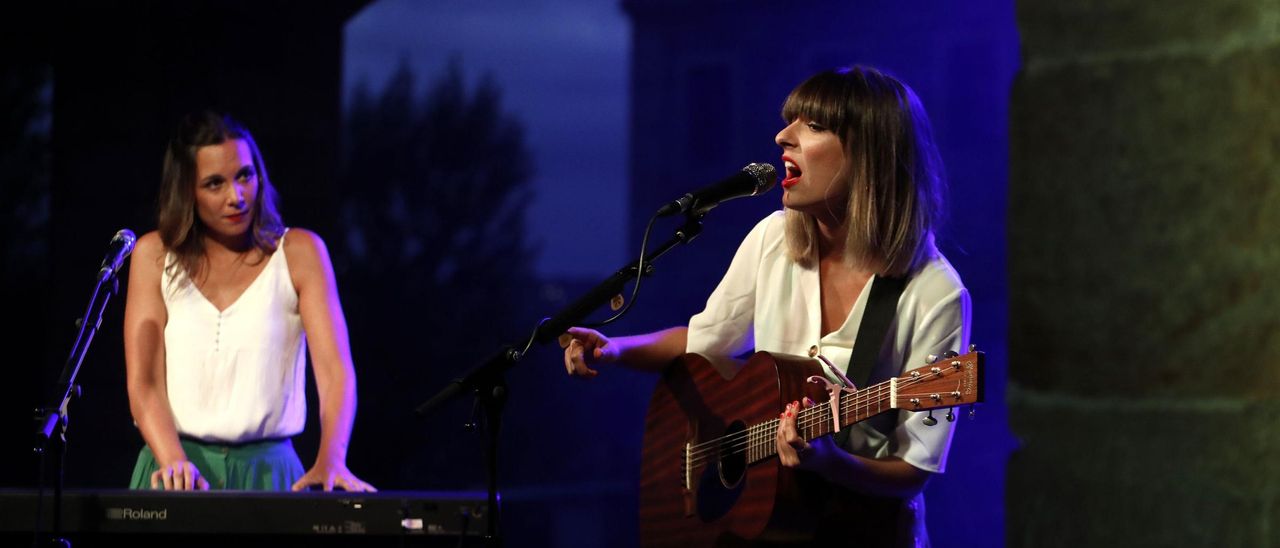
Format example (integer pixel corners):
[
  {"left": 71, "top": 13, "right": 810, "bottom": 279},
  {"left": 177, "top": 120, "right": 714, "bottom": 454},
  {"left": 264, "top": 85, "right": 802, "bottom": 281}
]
[{"left": 337, "top": 58, "right": 538, "bottom": 488}]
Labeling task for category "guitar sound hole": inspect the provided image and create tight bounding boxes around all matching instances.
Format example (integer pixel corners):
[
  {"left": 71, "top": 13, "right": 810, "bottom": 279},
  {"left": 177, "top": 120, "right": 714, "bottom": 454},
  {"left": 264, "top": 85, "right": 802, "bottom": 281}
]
[
  {"left": 695, "top": 420, "right": 748, "bottom": 522},
  {"left": 718, "top": 420, "right": 747, "bottom": 488}
]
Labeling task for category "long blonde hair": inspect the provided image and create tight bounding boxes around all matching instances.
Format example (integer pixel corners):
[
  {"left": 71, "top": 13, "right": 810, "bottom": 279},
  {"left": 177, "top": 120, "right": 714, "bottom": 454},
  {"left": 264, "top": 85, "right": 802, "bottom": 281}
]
[{"left": 781, "top": 66, "right": 945, "bottom": 277}]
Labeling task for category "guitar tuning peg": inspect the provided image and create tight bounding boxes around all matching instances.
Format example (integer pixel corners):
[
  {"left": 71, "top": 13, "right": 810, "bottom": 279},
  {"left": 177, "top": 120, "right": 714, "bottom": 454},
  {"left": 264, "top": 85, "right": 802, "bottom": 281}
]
[
  {"left": 968, "top": 404, "right": 977, "bottom": 420},
  {"left": 926, "top": 354, "right": 938, "bottom": 364},
  {"left": 940, "top": 350, "right": 959, "bottom": 359},
  {"left": 946, "top": 408, "right": 956, "bottom": 422},
  {"left": 922, "top": 410, "right": 938, "bottom": 426},
  {"left": 969, "top": 343, "right": 978, "bottom": 353}
]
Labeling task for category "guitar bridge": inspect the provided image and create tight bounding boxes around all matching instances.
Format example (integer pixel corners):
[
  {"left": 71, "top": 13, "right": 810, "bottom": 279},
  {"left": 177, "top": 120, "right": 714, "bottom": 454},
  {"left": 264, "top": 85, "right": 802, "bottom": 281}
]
[
  {"left": 682, "top": 441, "right": 696, "bottom": 517},
  {"left": 682, "top": 442, "right": 692, "bottom": 491}
]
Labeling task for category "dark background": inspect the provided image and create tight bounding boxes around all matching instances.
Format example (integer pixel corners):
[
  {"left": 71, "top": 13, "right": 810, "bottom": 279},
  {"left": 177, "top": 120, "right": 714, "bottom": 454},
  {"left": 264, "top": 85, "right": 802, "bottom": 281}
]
[{"left": 1, "top": 1, "right": 1021, "bottom": 546}]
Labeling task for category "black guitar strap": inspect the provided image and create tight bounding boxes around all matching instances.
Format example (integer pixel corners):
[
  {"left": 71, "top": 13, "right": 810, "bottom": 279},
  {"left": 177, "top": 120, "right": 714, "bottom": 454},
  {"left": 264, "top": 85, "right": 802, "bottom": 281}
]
[{"left": 834, "top": 274, "right": 907, "bottom": 444}]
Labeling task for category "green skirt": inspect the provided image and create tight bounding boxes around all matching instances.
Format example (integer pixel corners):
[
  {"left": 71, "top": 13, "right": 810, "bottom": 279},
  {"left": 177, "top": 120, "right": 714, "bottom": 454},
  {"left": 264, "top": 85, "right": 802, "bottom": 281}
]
[{"left": 129, "top": 437, "right": 305, "bottom": 491}]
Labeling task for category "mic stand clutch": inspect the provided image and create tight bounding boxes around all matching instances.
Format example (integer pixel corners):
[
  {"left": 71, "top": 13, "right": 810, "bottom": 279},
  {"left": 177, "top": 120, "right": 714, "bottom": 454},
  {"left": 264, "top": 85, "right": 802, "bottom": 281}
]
[
  {"left": 32, "top": 264, "right": 126, "bottom": 547},
  {"left": 415, "top": 214, "right": 706, "bottom": 547}
]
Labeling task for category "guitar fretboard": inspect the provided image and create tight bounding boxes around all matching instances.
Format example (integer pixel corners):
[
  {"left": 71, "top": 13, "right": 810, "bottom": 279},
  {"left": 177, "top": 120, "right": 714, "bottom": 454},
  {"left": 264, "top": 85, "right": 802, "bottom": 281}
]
[
  {"left": 682, "top": 376, "right": 895, "bottom": 480},
  {"left": 684, "top": 358, "right": 973, "bottom": 475},
  {"left": 743, "top": 379, "right": 895, "bottom": 463}
]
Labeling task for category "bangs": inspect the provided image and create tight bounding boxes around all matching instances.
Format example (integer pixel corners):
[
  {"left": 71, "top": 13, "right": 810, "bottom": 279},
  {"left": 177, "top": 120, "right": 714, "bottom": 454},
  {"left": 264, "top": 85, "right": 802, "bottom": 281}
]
[
  {"left": 778, "top": 65, "right": 943, "bottom": 276},
  {"left": 780, "top": 69, "right": 855, "bottom": 137}
]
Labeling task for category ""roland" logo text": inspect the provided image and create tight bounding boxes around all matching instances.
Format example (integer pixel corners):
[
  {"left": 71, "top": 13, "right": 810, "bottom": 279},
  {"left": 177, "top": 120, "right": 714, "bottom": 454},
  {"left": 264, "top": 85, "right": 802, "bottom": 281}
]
[{"left": 106, "top": 507, "right": 169, "bottom": 520}]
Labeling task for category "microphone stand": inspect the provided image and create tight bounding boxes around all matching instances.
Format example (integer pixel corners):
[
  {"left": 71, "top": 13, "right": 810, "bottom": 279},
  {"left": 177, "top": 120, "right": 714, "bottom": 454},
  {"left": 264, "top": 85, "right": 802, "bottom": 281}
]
[
  {"left": 416, "top": 213, "right": 706, "bottom": 547},
  {"left": 32, "top": 270, "right": 123, "bottom": 548}
]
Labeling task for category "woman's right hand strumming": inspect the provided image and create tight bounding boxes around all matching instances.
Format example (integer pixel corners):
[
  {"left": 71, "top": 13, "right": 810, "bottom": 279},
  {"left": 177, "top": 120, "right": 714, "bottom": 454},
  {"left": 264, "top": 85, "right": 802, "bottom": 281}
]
[{"left": 561, "top": 327, "right": 622, "bottom": 379}]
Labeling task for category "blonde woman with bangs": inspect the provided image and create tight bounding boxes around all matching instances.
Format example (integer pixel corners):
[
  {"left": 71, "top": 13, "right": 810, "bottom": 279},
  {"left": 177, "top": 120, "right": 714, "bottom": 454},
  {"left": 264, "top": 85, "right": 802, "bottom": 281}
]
[{"left": 561, "top": 66, "right": 969, "bottom": 546}]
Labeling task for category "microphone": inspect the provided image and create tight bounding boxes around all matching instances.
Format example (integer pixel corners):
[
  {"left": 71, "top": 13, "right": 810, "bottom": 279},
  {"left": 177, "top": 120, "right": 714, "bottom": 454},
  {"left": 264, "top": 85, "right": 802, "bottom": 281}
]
[
  {"left": 655, "top": 162, "right": 777, "bottom": 217},
  {"left": 98, "top": 229, "right": 137, "bottom": 282}
]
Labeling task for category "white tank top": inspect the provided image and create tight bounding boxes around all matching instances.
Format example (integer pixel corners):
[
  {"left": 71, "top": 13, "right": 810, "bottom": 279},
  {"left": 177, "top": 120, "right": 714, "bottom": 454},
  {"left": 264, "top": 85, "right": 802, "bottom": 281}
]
[{"left": 161, "top": 231, "right": 307, "bottom": 443}]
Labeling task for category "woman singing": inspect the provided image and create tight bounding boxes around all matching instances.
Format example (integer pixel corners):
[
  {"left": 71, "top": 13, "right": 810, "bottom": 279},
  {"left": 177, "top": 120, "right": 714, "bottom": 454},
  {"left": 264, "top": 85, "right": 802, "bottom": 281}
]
[{"left": 562, "top": 66, "right": 969, "bottom": 545}]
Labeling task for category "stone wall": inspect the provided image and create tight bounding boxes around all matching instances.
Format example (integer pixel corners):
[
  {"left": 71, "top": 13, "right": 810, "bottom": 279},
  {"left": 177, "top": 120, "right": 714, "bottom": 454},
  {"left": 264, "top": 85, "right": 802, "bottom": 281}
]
[{"left": 1008, "top": 1, "right": 1280, "bottom": 545}]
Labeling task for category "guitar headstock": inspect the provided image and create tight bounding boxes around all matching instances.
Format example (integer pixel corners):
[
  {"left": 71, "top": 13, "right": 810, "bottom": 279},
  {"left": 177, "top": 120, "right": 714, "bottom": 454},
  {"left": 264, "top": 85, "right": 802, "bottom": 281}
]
[{"left": 893, "top": 350, "right": 984, "bottom": 413}]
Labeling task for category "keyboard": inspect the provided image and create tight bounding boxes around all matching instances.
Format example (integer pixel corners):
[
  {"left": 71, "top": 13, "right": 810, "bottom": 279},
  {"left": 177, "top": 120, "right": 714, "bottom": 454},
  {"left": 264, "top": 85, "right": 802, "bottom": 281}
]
[{"left": 0, "top": 488, "right": 489, "bottom": 546}]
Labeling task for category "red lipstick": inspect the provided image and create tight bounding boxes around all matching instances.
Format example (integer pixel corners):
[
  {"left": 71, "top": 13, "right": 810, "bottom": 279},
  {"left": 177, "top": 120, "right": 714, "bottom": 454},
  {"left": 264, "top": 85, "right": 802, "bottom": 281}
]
[{"left": 781, "top": 155, "right": 800, "bottom": 189}]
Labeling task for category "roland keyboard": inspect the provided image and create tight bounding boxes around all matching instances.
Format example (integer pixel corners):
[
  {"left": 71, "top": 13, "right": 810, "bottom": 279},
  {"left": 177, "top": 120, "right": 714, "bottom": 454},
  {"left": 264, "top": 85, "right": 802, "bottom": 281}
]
[{"left": 0, "top": 488, "right": 488, "bottom": 546}]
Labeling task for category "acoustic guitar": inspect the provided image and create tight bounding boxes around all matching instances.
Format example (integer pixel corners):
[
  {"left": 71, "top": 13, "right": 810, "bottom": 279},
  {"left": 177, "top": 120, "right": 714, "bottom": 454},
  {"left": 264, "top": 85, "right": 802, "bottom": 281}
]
[{"left": 639, "top": 350, "right": 983, "bottom": 546}]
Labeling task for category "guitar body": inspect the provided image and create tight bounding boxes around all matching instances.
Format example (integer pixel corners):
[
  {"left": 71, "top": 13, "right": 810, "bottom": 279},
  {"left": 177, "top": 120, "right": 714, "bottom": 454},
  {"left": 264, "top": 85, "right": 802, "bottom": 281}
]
[
  {"left": 638, "top": 349, "right": 984, "bottom": 547},
  {"left": 639, "top": 352, "right": 831, "bottom": 547}
]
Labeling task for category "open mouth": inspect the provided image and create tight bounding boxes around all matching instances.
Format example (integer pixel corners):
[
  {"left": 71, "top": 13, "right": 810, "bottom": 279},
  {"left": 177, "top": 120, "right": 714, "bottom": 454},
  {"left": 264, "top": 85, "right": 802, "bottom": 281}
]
[{"left": 781, "top": 159, "right": 801, "bottom": 189}]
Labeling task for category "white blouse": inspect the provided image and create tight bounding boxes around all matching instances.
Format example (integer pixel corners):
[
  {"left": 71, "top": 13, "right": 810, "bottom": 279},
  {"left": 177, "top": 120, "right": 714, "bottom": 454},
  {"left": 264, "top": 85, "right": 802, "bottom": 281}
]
[
  {"left": 161, "top": 232, "right": 307, "bottom": 443},
  {"left": 686, "top": 211, "right": 971, "bottom": 474}
]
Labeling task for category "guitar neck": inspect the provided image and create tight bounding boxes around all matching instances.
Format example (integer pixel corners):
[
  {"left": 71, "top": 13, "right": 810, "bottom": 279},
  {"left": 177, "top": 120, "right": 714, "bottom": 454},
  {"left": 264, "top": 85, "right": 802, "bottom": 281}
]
[
  {"left": 744, "top": 380, "right": 892, "bottom": 464},
  {"left": 744, "top": 352, "right": 982, "bottom": 464}
]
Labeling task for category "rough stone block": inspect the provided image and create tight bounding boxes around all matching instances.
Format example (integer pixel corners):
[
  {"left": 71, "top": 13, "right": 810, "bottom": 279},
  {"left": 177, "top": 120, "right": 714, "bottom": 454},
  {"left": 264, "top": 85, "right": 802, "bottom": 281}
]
[
  {"left": 1007, "top": 386, "right": 1278, "bottom": 546},
  {"left": 1008, "top": 46, "right": 1280, "bottom": 397},
  {"left": 1017, "top": 0, "right": 1276, "bottom": 65}
]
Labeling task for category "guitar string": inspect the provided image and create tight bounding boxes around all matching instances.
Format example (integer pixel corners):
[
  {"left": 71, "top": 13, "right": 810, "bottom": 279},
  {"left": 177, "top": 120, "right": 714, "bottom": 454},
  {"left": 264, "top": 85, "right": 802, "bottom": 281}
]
[
  {"left": 684, "top": 367, "right": 944, "bottom": 456},
  {"left": 683, "top": 368, "right": 965, "bottom": 465},
  {"left": 686, "top": 361, "right": 962, "bottom": 455},
  {"left": 683, "top": 377, "right": 893, "bottom": 455},
  {"left": 688, "top": 394, "right": 925, "bottom": 467},
  {"left": 690, "top": 378, "right": 966, "bottom": 465},
  {"left": 684, "top": 368, "right": 970, "bottom": 465},
  {"left": 686, "top": 405, "right": 858, "bottom": 465},
  {"left": 688, "top": 388, "right": 967, "bottom": 468},
  {"left": 684, "top": 372, "right": 918, "bottom": 459}
]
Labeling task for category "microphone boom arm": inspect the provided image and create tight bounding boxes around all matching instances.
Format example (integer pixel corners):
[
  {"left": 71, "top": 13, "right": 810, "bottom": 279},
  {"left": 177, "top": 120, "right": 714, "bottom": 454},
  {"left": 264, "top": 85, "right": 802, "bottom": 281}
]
[
  {"left": 533, "top": 213, "right": 703, "bottom": 345},
  {"left": 413, "top": 213, "right": 705, "bottom": 545}
]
